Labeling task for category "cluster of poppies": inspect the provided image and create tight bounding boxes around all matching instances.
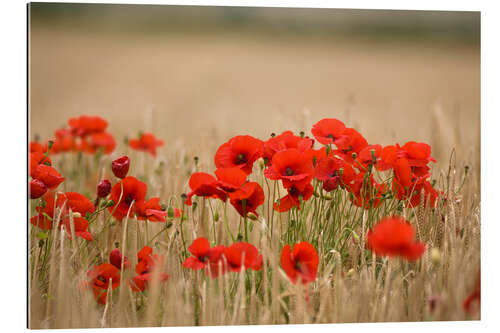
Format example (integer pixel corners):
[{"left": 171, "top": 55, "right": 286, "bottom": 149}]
[
  {"left": 29, "top": 148, "right": 64, "bottom": 199},
  {"left": 185, "top": 118, "right": 439, "bottom": 217},
  {"left": 83, "top": 246, "right": 168, "bottom": 304}
]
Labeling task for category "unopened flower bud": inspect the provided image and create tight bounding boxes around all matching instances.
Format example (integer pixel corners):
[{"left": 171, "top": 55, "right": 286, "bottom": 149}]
[
  {"left": 109, "top": 248, "right": 130, "bottom": 270},
  {"left": 111, "top": 155, "right": 130, "bottom": 179},
  {"left": 97, "top": 179, "right": 112, "bottom": 198},
  {"left": 30, "top": 178, "right": 47, "bottom": 199},
  {"left": 247, "top": 212, "right": 258, "bottom": 220},
  {"left": 167, "top": 206, "right": 175, "bottom": 218}
]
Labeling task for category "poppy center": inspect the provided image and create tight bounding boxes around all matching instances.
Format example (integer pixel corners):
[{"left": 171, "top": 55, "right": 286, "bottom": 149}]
[
  {"left": 285, "top": 167, "right": 294, "bottom": 176},
  {"left": 327, "top": 134, "right": 336, "bottom": 140},
  {"left": 289, "top": 187, "right": 298, "bottom": 196},
  {"left": 236, "top": 153, "right": 247, "bottom": 164},
  {"left": 199, "top": 255, "right": 209, "bottom": 263},
  {"left": 125, "top": 194, "right": 133, "bottom": 205},
  {"left": 97, "top": 275, "right": 107, "bottom": 284}
]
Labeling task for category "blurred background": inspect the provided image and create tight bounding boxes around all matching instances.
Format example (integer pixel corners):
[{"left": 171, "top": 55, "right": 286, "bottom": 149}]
[{"left": 29, "top": 3, "right": 480, "bottom": 170}]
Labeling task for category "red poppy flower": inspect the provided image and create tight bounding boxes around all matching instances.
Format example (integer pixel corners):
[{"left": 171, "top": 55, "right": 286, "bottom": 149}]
[
  {"left": 110, "top": 248, "right": 130, "bottom": 270},
  {"left": 183, "top": 237, "right": 227, "bottom": 277},
  {"left": 366, "top": 216, "right": 426, "bottom": 261},
  {"left": 463, "top": 271, "right": 480, "bottom": 314},
  {"left": 348, "top": 172, "right": 387, "bottom": 209},
  {"left": 97, "top": 179, "right": 112, "bottom": 198},
  {"left": 30, "top": 179, "right": 47, "bottom": 199},
  {"left": 129, "top": 132, "right": 164, "bottom": 156},
  {"left": 264, "top": 148, "right": 314, "bottom": 189},
  {"left": 280, "top": 242, "right": 319, "bottom": 285},
  {"left": 108, "top": 176, "right": 147, "bottom": 220},
  {"left": 29, "top": 152, "right": 52, "bottom": 177},
  {"left": 185, "top": 172, "right": 227, "bottom": 206},
  {"left": 228, "top": 182, "right": 265, "bottom": 217},
  {"left": 392, "top": 178, "right": 439, "bottom": 208},
  {"left": 61, "top": 216, "right": 93, "bottom": 241},
  {"left": 136, "top": 197, "right": 166, "bottom": 222},
  {"left": 111, "top": 156, "right": 130, "bottom": 179},
  {"left": 214, "top": 167, "right": 247, "bottom": 192},
  {"left": 30, "top": 141, "right": 47, "bottom": 153},
  {"left": 81, "top": 131, "right": 116, "bottom": 155},
  {"left": 130, "top": 246, "right": 168, "bottom": 292},
  {"left": 358, "top": 144, "right": 383, "bottom": 168},
  {"left": 32, "top": 164, "right": 65, "bottom": 190},
  {"left": 311, "top": 118, "right": 347, "bottom": 145},
  {"left": 304, "top": 147, "right": 331, "bottom": 167},
  {"left": 274, "top": 183, "right": 314, "bottom": 212},
  {"left": 314, "top": 156, "right": 356, "bottom": 192},
  {"left": 334, "top": 128, "right": 368, "bottom": 156},
  {"left": 86, "top": 263, "right": 120, "bottom": 304},
  {"left": 51, "top": 128, "right": 78, "bottom": 154},
  {"left": 214, "top": 135, "right": 264, "bottom": 174},
  {"left": 263, "top": 131, "right": 314, "bottom": 162},
  {"left": 223, "top": 242, "right": 263, "bottom": 272},
  {"left": 68, "top": 115, "right": 108, "bottom": 137}
]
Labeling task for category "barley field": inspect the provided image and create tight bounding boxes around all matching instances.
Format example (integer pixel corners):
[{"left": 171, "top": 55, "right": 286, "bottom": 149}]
[{"left": 28, "top": 5, "right": 480, "bottom": 329}]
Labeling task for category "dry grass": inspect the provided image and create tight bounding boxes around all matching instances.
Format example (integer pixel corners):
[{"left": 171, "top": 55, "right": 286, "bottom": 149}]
[{"left": 28, "top": 29, "right": 480, "bottom": 328}]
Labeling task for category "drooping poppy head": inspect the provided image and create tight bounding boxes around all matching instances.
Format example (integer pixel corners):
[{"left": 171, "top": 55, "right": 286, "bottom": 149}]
[
  {"left": 108, "top": 176, "right": 148, "bottom": 220},
  {"left": 30, "top": 178, "right": 47, "bottom": 199},
  {"left": 214, "top": 135, "right": 264, "bottom": 174},
  {"left": 111, "top": 155, "right": 130, "bottom": 179},
  {"left": 215, "top": 167, "right": 248, "bottom": 192},
  {"left": 97, "top": 179, "right": 112, "bottom": 198},
  {"left": 223, "top": 242, "right": 263, "bottom": 272},
  {"left": 32, "top": 164, "right": 65, "bottom": 190},
  {"left": 280, "top": 242, "right": 319, "bottom": 285},
  {"left": 129, "top": 132, "right": 164, "bottom": 156},
  {"left": 228, "top": 182, "right": 265, "bottom": 217},
  {"left": 311, "top": 118, "right": 346, "bottom": 145},
  {"left": 109, "top": 248, "right": 130, "bottom": 270},
  {"left": 264, "top": 148, "right": 314, "bottom": 189},
  {"left": 366, "top": 216, "right": 426, "bottom": 261},
  {"left": 185, "top": 172, "right": 227, "bottom": 206},
  {"left": 68, "top": 115, "right": 108, "bottom": 138}
]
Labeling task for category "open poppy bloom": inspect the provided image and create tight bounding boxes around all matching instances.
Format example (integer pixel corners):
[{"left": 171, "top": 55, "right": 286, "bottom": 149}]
[
  {"left": 129, "top": 132, "right": 164, "bottom": 156},
  {"left": 110, "top": 248, "right": 130, "bottom": 270},
  {"left": 311, "top": 118, "right": 347, "bottom": 145},
  {"left": 334, "top": 128, "right": 368, "bottom": 156},
  {"left": 108, "top": 176, "right": 147, "bottom": 220},
  {"left": 50, "top": 128, "right": 78, "bottom": 154},
  {"left": 86, "top": 263, "right": 120, "bottom": 304},
  {"left": 30, "top": 141, "right": 48, "bottom": 154},
  {"left": 264, "top": 148, "right": 314, "bottom": 189},
  {"left": 214, "top": 135, "right": 264, "bottom": 174},
  {"left": 280, "top": 242, "right": 319, "bottom": 285},
  {"left": 223, "top": 242, "right": 263, "bottom": 272},
  {"left": 61, "top": 216, "right": 93, "bottom": 241},
  {"left": 183, "top": 237, "right": 226, "bottom": 278},
  {"left": 366, "top": 216, "right": 426, "bottom": 261},
  {"left": 130, "top": 246, "right": 169, "bottom": 292},
  {"left": 314, "top": 156, "right": 356, "bottom": 192},
  {"left": 185, "top": 172, "right": 227, "bottom": 206},
  {"left": 274, "top": 183, "right": 314, "bottom": 212},
  {"left": 214, "top": 167, "right": 248, "bottom": 192},
  {"left": 29, "top": 152, "right": 52, "bottom": 177},
  {"left": 81, "top": 131, "right": 116, "bottom": 155},
  {"left": 229, "top": 182, "right": 265, "bottom": 217},
  {"left": 358, "top": 144, "right": 383, "bottom": 169},
  {"left": 136, "top": 197, "right": 167, "bottom": 222},
  {"left": 68, "top": 115, "right": 108, "bottom": 138},
  {"left": 392, "top": 177, "right": 439, "bottom": 208},
  {"left": 32, "top": 164, "right": 65, "bottom": 190},
  {"left": 263, "top": 131, "right": 314, "bottom": 162}
]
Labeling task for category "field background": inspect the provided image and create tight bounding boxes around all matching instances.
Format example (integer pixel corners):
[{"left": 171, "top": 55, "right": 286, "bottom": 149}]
[{"left": 30, "top": 4, "right": 480, "bottom": 175}]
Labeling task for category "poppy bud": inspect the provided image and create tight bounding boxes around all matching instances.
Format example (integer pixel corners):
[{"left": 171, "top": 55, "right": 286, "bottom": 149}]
[
  {"left": 247, "top": 212, "right": 258, "bottom": 220},
  {"left": 167, "top": 206, "right": 175, "bottom": 218},
  {"left": 109, "top": 248, "right": 130, "bottom": 270},
  {"left": 30, "top": 178, "right": 47, "bottom": 199},
  {"left": 112, "top": 156, "right": 130, "bottom": 179},
  {"left": 97, "top": 179, "right": 112, "bottom": 198}
]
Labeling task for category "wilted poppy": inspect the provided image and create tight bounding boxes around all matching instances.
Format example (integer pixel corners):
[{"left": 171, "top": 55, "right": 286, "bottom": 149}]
[
  {"left": 223, "top": 242, "right": 263, "bottom": 272},
  {"left": 108, "top": 176, "right": 147, "bottom": 220},
  {"left": 214, "top": 135, "right": 264, "bottom": 174},
  {"left": 229, "top": 182, "right": 265, "bottom": 217},
  {"left": 366, "top": 216, "right": 426, "bottom": 261},
  {"left": 280, "top": 242, "right": 319, "bottom": 284},
  {"left": 129, "top": 132, "right": 164, "bottom": 156}
]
